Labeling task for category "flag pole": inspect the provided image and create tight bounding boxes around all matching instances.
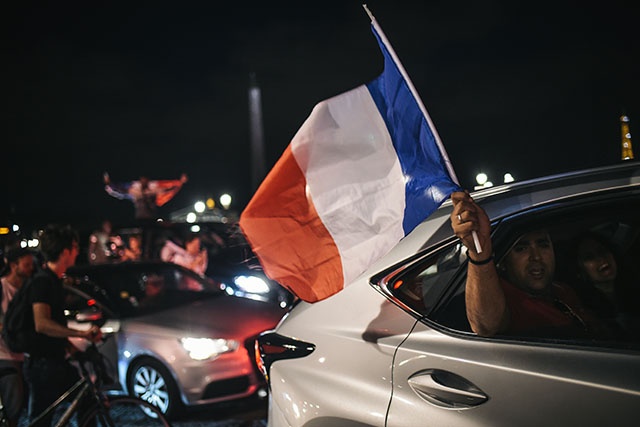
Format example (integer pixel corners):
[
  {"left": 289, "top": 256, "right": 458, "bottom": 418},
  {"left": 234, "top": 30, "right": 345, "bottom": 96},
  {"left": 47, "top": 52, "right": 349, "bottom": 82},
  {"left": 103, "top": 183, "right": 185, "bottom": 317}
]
[{"left": 362, "top": 4, "right": 482, "bottom": 253}]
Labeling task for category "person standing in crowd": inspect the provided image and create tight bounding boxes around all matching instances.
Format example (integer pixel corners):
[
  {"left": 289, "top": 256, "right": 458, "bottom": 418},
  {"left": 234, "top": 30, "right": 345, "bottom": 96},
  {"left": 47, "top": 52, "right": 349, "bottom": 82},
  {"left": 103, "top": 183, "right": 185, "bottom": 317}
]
[
  {"left": 103, "top": 172, "right": 188, "bottom": 221},
  {"left": 120, "top": 234, "right": 143, "bottom": 262},
  {"left": 23, "top": 225, "right": 102, "bottom": 426},
  {"left": 1, "top": 247, "right": 35, "bottom": 427},
  {"left": 87, "top": 219, "right": 115, "bottom": 264},
  {"left": 160, "top": 233, "right": 208, "bottom": 276},
  {"left": 104, "top": 172, "right": 188, "bottom": 259}
]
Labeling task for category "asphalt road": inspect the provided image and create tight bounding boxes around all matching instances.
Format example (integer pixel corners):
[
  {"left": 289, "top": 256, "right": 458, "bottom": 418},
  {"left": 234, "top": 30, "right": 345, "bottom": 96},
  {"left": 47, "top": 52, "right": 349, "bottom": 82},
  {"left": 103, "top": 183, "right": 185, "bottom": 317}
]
[
  {"left": 16, "top": 396, "right": 268, "bottom": 426},
  {"left": 173, "top": 397, "right": 268, "bottom": 426}
]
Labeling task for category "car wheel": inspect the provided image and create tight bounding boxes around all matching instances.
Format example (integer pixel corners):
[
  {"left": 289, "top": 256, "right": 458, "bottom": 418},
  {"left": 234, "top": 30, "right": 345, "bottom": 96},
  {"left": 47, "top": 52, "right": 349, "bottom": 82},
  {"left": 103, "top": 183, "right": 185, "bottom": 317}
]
[{"left": 127, "top": 358, "right": 183, "bottom": 419}]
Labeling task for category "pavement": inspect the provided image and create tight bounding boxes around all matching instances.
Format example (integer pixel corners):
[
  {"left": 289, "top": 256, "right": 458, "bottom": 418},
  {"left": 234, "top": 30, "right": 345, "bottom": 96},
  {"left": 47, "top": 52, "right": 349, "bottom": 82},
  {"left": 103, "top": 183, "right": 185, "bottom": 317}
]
[
  {"left": 17, "top": 396, "right": 268, "bottom": 426},
  {"left": 173, "top": 397, "right": 268, "bottom": 426}
]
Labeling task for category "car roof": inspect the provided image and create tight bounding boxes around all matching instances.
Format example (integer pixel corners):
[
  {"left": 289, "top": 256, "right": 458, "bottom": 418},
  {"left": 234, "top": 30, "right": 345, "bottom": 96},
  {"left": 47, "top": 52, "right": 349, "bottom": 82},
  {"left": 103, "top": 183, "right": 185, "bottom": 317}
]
[
  {"left": 419, "top": 161, "right": 640, "bottom": 248},
  {"left": 466, "top": 161, "right": 639, "bottom": 217}
]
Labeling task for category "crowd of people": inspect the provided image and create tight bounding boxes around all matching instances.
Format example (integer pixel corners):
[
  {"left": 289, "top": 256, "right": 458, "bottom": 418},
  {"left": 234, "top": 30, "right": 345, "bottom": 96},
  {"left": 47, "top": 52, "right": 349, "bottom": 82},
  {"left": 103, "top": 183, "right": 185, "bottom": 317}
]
[
  {"left": 0, "top": 220, "right": 213, "bottom": 426},
  {"left": 1, "top": 226, "right": 102, "bottom": 426},
  {"left": 0, "top": 172, "right": 213, "bottom": 426},
  {"left": 87, "top": 219, "right": 144, "bottom": 264}
]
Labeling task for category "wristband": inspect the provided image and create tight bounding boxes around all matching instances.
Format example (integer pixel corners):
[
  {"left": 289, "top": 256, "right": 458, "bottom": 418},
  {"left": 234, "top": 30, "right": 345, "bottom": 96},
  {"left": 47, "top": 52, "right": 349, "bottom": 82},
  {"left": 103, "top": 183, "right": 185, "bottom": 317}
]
[{"left": 467, "top": 252, "right": 493, "bottom": 265}]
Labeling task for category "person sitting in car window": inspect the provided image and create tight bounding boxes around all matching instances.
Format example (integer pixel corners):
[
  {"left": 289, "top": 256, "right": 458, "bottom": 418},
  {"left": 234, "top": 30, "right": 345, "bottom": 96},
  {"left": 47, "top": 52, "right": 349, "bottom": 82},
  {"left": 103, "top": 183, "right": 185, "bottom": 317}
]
[
  {"left": 120, "top": 234, "right": 143, "bottom": 262},
  {"left": 160, "top": 234, "right": 208, "bottom": 276},
  {"left": 450, "top": 191, "right": 607, "bottom": 339},
  {"left": 567, "top": 232, "right": 640, "bottom": 339},
  {"left": 139, "top": 274, "right": 167, "bottom": 310}
]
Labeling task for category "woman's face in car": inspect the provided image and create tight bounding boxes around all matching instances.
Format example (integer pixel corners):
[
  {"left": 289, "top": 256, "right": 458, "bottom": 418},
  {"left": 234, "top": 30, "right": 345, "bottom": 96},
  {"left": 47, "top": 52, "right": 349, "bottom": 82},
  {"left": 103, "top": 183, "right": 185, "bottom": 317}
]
[{"left": 577, "top": 237, "right": 617, "bottom": 285}]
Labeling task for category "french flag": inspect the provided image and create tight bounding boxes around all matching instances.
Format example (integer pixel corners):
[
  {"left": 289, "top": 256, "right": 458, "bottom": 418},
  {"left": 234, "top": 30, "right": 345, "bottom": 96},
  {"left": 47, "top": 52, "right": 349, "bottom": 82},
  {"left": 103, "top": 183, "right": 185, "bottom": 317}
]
[{"left": 239, "top": 8, "right": 461, "bottom": 303}]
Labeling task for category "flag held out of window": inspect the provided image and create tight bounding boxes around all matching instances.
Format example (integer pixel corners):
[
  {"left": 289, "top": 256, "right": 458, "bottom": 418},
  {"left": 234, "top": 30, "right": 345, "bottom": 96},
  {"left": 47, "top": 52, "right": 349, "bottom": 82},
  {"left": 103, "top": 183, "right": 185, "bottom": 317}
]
[{"left": 239, "top": 6, "right": 462, "bottom": 303}]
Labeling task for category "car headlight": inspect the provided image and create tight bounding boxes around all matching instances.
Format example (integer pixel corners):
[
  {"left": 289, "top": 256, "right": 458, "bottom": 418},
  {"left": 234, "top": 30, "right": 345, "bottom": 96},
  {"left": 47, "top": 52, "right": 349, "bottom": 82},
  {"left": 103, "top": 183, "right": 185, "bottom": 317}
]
[
  {"left": 233, "top": 275, "right": 270, "bottom": 294},
  {"left": 180, "top": 337, "right": 239, "bottom": 360}
]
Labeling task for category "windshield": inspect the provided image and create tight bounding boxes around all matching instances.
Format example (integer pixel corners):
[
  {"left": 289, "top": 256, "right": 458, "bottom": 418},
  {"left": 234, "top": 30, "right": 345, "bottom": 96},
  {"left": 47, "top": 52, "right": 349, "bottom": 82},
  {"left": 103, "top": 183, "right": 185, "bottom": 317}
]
[{"left": 69, "top": 264, "right": 223, "bottom": 318}]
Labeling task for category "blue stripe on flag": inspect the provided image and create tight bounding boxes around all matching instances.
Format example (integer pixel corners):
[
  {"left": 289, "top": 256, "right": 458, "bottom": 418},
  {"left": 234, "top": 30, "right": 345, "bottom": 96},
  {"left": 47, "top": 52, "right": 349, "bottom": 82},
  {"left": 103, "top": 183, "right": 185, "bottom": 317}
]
[{"left": 365, "top": 25, "right": 461, "bottom": 234}]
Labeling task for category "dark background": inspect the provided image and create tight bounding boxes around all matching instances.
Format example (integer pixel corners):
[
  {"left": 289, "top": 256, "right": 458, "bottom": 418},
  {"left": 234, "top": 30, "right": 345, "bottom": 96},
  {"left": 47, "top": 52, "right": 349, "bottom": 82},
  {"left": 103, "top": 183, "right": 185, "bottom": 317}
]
[{"left": 4, "top": 0, "right": 639, "bottom": 232}]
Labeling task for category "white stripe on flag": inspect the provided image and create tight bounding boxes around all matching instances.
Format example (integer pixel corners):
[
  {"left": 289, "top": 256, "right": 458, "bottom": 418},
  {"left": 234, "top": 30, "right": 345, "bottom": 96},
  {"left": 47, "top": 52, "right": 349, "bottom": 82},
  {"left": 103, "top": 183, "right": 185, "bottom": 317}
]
[{"left": 291, "top": 85, "right": 406, "bottom": 286}]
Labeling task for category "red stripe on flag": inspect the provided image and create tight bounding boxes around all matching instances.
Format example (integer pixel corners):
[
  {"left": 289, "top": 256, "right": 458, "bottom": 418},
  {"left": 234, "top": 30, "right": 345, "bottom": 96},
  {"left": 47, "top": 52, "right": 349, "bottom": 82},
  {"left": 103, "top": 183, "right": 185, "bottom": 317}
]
[{"left": 239, "top": 146, "right": 344, "bottom": 302}]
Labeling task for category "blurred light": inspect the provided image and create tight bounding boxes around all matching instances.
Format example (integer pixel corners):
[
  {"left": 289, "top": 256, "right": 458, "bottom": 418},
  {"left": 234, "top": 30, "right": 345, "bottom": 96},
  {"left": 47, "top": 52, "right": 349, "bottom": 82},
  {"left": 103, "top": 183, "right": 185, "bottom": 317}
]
[
  {"left": 484, "top": 181, "right": 494, "bottom": 188},
  {"left": 0, "top": 227, "right": 9, "bottom": 235},
  {"left": 27, "top": 239, "right": 39, "bottom": 248},
  {"left": 180, "top": 337, "right": 238, "bottom": 360},
  {"left": 206, "top": 198, "right": 215, "bottom": 209},
  {"left": 234, "top": 275, "right": 270, "bottom": 294},
  {"left": 503, "top": 173, "right": 515, "bottom": 183},
  {"left": 194, "top": 201, "right": 206, "bottom": 213},
  {"left": 220, "top": 194, "right": 232, "bottom": 209},
  {"left": 190, "top": 225, "right": 201, "bottom": 233},
  {"left": 186, "top": 212, "right": 197, "bottom": 223},
  {"left": 12, "top": 224, "right": 20, "bottom": 232},
  {"left": 476, "top": 173, "right": 488, "bottom": 186}
]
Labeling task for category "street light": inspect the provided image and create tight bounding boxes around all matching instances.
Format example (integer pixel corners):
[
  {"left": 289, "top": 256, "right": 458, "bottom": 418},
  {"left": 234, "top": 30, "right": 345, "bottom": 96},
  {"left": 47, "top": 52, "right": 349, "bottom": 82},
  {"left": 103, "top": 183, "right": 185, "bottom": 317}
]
[
  {"left": 220, "top": 194, "right": 232, "bottom": 210},
  {"left": 194, "top": 201, "right": 206, "bottom": 213},
  {"left": 474, "top": 172, "right": 490, "bottom": 190}
]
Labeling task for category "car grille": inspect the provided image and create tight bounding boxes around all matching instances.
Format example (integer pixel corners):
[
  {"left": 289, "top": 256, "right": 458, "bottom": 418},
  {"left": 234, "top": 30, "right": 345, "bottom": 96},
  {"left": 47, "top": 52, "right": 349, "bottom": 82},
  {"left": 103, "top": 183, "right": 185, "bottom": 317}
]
[{"left": 201, "top": 376, "right": 251, "bottom": 399}]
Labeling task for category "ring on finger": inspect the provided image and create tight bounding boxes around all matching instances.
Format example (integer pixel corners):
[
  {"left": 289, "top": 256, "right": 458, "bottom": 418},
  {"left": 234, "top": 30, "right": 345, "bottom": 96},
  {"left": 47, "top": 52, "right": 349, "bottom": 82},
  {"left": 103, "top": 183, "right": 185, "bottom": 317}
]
[{"left": 457, "top": 214, "right": 463, "bottom": 223}]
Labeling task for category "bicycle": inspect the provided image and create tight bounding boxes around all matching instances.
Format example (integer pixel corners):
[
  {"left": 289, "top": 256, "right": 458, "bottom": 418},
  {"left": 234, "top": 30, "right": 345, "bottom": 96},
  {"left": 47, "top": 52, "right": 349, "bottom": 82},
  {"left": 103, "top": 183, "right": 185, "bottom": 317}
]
[{"left": 2, "top": 341, "right": 172, "bottom": 427}]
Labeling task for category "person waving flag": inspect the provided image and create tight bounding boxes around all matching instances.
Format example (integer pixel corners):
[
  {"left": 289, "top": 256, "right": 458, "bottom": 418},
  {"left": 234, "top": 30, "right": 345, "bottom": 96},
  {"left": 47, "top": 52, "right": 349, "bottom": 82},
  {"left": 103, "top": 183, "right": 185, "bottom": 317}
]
[{"left": 240, "top": 6, "right": 466, "bottom": 303}]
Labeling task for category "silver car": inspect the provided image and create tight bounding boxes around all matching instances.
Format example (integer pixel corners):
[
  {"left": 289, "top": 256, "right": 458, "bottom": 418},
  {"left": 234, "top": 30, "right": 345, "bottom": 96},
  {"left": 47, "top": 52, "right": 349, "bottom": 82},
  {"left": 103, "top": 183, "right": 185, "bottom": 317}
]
[
  {"left": 256, "top": 162, "right": 640, "bottom": 427},
  {"left": 64, "top": 261, "right": 288, "bottom": 419}
]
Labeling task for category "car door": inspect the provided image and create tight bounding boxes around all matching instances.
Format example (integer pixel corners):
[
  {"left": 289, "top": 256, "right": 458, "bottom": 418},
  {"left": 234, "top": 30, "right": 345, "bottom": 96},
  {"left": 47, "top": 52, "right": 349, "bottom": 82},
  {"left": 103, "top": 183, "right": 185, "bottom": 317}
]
[
  {"left": 389, "top": 322, "right": 638, "bottom": 426},
  {"left": 383, "top": 191, "right": 640, "bottom": 426}
]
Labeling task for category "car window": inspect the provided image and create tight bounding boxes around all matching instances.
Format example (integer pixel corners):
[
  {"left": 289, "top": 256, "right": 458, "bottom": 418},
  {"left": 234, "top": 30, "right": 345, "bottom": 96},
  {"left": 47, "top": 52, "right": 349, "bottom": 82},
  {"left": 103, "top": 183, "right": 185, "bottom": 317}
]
[
  {"left": 388, "top": 192, "right": 640, "bottom": 348},
  {"left": 68, "top": 264, "right": 223, "bottom": 317},
  {"left": 386, "top": 241, "right": 467, "bottom": 317}
]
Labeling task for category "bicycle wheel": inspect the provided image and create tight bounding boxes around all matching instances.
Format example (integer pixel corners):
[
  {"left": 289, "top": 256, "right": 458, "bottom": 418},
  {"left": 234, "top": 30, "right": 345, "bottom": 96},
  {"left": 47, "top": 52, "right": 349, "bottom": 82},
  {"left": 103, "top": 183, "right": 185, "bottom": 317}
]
[{"left": 79, "top": 396, "right": 171, "bottom": 427}]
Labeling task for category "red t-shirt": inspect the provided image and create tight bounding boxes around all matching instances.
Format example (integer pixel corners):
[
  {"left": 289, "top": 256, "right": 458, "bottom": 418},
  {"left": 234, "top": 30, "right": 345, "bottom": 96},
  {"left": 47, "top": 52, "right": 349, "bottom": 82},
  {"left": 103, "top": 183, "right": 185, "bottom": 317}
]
[{"left": 501, "top": 279, "right": 595, "bottom": 338}]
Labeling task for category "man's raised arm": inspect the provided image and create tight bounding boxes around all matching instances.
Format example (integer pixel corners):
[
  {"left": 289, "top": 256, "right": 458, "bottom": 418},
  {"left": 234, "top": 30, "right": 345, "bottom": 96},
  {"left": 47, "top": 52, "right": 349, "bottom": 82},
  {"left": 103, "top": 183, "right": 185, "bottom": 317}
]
[{"left": 450, "top": 192, "right": 509, "bottom": 336}]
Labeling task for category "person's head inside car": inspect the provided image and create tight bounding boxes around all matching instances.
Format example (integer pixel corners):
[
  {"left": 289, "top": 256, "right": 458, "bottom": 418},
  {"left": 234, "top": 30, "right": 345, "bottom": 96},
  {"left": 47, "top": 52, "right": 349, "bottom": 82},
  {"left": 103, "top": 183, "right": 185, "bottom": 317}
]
[{"left": 499, "top": 230, "right": 556, "bottom": 294}]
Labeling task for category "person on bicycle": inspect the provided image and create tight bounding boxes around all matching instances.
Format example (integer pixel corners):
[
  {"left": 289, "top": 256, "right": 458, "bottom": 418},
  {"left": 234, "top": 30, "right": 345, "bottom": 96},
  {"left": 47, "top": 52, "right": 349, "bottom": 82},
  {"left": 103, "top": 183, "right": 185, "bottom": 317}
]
[{"left": 23, "top": 225, "right": 102, "bottom": 426}]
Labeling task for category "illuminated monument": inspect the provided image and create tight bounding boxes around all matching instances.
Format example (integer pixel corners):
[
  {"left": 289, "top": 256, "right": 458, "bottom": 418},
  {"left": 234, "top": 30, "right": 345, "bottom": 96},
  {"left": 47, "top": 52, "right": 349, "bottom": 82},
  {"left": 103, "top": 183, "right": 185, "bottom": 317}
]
[{"left": 621, "top": 114, "right": 635, "bottom": 160}]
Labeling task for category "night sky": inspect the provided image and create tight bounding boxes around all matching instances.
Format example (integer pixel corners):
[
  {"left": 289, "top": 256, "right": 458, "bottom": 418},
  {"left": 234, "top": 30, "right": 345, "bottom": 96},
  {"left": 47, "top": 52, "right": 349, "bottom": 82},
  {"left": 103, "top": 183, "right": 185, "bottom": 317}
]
[{"left": 4, "top": 0, "right": 639, "bottom": 233}]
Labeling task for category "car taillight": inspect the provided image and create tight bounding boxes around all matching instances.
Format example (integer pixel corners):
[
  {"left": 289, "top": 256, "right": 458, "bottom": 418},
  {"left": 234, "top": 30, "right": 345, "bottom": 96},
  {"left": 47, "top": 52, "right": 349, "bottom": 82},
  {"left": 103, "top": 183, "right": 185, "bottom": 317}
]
[{"left": 254, "top": 331, "right": 315, "bottom": 386}]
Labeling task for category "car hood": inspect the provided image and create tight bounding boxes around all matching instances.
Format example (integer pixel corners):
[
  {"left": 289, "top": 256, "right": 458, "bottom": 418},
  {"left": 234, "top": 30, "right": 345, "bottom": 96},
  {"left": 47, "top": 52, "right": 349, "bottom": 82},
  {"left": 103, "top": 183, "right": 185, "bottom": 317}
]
[{"left": 121, "top": 295, "right": 287, "bottom": 340}]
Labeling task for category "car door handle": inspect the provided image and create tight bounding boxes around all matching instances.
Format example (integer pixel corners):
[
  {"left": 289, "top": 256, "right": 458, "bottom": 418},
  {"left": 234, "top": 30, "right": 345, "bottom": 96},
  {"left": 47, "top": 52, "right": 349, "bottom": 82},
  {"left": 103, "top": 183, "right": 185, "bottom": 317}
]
[{"left": 408, "top": 369, "right": 488, "bottom": 409}]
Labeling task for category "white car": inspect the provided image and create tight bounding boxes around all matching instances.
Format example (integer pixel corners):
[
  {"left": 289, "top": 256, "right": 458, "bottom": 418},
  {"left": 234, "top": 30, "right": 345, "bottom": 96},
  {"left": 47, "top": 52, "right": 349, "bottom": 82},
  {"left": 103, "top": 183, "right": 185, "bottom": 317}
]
[{"left": 256, "top": 162, "right": 640, "bottom": 427}]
